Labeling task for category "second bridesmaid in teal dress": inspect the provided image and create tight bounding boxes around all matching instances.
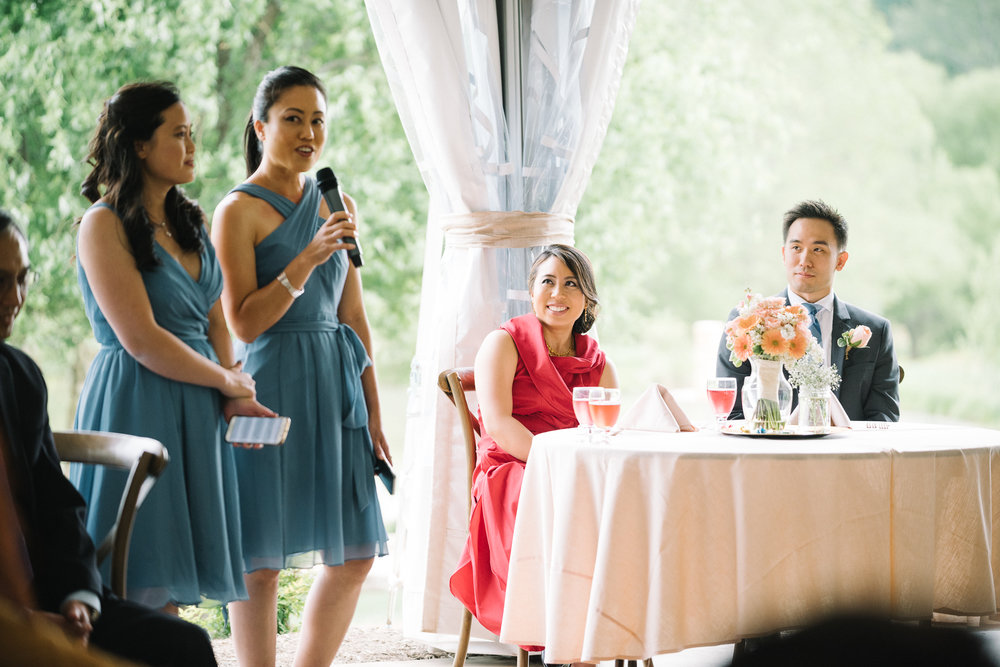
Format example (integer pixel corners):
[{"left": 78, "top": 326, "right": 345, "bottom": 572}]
[
  {"left": 212, "top": 66, "right": 389, "bottom": 667},
  {"left": 71, "top": 81, "right": 273, "bottom": 610}
]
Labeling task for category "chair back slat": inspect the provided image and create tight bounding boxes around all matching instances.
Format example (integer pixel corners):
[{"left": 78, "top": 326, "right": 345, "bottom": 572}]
[
  {"left": 438, "top": 367, "right": 479, "bottom": 509},
  {"left": 53, "top": 430, "right": 169, "bottom": 598}
]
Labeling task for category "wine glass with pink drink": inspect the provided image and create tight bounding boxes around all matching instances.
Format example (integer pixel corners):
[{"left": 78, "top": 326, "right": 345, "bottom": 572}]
[
  {"left": 706, "top": 377, "right": 737, "bottom": 430},
  {"left": 588, "top": 388, "right": 621, "bottom": 441},
  {"left": 573, "top": 387, "right": 599, "bottom": 438}
]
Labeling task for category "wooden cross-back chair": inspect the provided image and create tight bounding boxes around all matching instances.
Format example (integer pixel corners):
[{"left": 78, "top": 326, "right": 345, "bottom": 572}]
[
  {"left": 438, "top": 368, "right": 529, "bottom": 667},
  {"left": 53, "top": 430, "right": 169, "bottom": 598}
]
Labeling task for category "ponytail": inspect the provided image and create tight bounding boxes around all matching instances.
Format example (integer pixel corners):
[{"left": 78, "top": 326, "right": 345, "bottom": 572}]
[{"left": 243, "top": 112, "right": 262, "bottom": 177}]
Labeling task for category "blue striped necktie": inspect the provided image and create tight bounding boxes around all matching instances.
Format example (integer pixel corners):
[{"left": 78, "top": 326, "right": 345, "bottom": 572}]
[{"left": 803, "top": 302, "right": 822, "bottom": 347}]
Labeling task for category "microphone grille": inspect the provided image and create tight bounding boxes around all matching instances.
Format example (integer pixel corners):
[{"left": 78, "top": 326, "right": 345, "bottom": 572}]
[{"left": 316, "top": 167, "right": 337, "bottom": 188}]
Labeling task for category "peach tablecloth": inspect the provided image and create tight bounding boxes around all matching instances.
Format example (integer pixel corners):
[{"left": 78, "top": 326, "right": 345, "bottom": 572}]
[{"left": 499, "top": 423, "right": 1000, "bottom": 662}]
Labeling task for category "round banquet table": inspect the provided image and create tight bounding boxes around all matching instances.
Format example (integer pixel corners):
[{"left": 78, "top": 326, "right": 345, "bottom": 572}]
[{"left": 499, "top": 422, "right": 1000, "bottom": 662}]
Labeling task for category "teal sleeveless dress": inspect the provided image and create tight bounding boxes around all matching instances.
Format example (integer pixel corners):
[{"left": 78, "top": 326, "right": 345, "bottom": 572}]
[
  {"left": 229, "top": 178, "right": 387, "bottom": 571},
  {"left": 71, "top": 203, "right": 247, "bottom": 607}
]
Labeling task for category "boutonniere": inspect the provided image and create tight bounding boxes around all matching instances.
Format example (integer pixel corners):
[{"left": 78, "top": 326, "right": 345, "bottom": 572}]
[{"left": 837, "top": 325, "right": 872, "bottom": 359}]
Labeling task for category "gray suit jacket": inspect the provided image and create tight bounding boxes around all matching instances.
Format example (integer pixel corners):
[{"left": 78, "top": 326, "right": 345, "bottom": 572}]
[{"left": 716, "top": 290, "right": 900, "bottom": 422}]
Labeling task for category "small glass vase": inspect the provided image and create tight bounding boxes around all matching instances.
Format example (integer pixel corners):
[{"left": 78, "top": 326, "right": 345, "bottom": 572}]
[
  {"left": 800, "top": 386, "right": 831, "bottom": 433},
  {"left": 742, "top": 357, "right": 793, "bottom": 432}
]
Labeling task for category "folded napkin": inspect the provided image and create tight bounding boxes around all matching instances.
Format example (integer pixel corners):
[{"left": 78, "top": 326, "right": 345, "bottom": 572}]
[
  {"left": 787, "top": 392, "right": 852, "bottom": 428},
  {"left": 618, "top": 383, "right": 696, "bottom": 432}
]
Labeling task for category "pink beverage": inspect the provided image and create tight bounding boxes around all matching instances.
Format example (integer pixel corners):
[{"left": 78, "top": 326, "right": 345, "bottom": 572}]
[
  {"left": 707, "top": 388, "right": 737, "bottom": 416},
  {"left": 589, "top": 401, "right": 621, "bottom": 429},
  {"left": 574, "top": 398, "right": 593, "bottom": 426}
]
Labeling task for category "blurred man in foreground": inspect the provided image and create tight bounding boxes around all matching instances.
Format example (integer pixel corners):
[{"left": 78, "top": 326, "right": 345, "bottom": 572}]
[{"left": 0, "top": 210, "right": 216, "bottom": 665}]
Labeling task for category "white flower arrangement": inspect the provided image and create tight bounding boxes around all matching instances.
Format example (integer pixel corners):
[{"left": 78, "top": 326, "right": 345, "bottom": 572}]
[{"left": 787, "top": 342, "right": 841, "bottom": 392}]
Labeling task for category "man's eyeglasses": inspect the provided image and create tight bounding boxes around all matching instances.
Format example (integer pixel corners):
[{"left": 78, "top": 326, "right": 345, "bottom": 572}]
[{"left": 0, "top": 270, "right": 39, "bottom": 295}]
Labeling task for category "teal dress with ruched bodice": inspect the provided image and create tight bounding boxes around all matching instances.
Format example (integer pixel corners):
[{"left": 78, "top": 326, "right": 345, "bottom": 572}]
[
  {"left": 228, "top": 178, "right": 387, "bottom": 572},
  {"left": 71, "top": 202, "right": 247, "bottom": 607}
]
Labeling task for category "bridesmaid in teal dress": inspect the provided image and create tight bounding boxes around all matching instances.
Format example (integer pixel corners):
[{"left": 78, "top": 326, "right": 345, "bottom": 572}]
[
  {"left": 212, "top": 66, "right": 390, "bottom": 666},
  {"left": 71, "top": 82, "right": 272, "bottom": 610}
]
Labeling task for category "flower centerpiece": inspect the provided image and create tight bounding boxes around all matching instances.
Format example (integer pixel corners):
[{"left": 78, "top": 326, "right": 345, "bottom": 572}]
[
  {"left": 787, "top": 345, "right": 842, "bottom": 393},
  {"left": 724, "top": 291, "right": 813, "bottom": 431},
  {"left": 787, "top": 343, "right": 842, "bottom": 432}
]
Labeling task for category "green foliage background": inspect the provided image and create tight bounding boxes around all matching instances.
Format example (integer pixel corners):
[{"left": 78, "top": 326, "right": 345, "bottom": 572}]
[
  {"left": 578, "top": 0, "right": 1000, "bottom": 425},
  {"left": 178, "top": 568, "right": 314, "bottom": 638},
  {"left": 1, "top": 0, "right": 425, "bottom": 389},
  {"left": 2, "top": 0, "right": 998, "bottom": 429}
]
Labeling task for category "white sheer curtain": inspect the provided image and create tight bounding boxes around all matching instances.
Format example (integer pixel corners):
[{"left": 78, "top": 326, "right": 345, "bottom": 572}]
[{"left": 365, "top": 0, "right": 639, "bottom": 646}]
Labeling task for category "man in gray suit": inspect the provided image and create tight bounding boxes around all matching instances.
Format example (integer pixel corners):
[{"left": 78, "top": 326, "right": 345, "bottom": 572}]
[{"left": 716, "top": 200, "right": 900, "bottom": 422}]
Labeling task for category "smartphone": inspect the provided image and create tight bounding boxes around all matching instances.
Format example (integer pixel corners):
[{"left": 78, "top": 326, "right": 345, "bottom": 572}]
[
  {"left": 373, "top": 456, "right": 395, "bottom": 494},
  {"left": 225, "top": 416, "right": 291, "bottom": 446}
]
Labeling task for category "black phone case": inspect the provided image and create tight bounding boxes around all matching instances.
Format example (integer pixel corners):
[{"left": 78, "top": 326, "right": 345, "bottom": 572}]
[{"left": 373, "top": 456, "right": 395, "bottom": 494}]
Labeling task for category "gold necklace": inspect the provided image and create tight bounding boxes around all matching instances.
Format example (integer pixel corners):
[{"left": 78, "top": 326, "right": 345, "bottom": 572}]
[
  {"left": 546, "top": 339, "right": 576, "bottom": 357},
  {"left": 149, "top": 219, "right": 173, "bottom": 238}
]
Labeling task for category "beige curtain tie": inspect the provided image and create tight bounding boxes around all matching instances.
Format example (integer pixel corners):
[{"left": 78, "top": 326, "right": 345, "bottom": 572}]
[{"left": 441, "top": 211, "right": 575, "bottom": 248}]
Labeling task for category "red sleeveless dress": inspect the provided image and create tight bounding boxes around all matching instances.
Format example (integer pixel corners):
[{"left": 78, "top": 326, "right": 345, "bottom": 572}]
[{"left": 449, "top": 313, "right": 606, "bottom": 637}]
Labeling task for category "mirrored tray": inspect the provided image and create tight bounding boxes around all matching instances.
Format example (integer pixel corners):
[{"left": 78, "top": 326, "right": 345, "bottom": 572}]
[{"left": 720, "top": 422, "right": 851, "bottom": 439}]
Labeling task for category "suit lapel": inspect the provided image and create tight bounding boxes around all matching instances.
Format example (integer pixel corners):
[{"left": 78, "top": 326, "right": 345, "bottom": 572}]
[{"left": 831, "top": 296, "right": 851, "bottom": 395}]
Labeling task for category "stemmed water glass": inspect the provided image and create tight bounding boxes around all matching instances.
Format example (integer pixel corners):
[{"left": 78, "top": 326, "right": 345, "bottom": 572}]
[
  {"left": 588, "top": 388, "right": 621, "bottom": 441},
  {"left": 706, "top": 377, "right": 737, "bottom": 430},
  {"left": 572, "top": 386, "right": 599, "bottom": 440}
]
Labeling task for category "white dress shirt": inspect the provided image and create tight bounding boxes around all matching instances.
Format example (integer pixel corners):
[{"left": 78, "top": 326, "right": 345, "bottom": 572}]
[{"left": 786, "top": 288, "right": 836, "bottom": 366}]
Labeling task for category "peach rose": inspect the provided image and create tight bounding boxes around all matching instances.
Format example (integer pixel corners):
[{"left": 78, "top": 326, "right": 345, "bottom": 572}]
[
  {"left": 839, "top": 325, "right": 873, "bottom": 359},
  {"left": 850, "top": 325, "right": 872, "bottom": 348},
  {"left": 733, "top": 313, "right": 761, "bottom": 335}
]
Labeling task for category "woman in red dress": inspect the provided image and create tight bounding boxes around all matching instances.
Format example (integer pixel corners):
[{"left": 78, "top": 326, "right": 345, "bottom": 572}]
[{"left": 450, "top": 244, "right": 618, "bottom": 639}]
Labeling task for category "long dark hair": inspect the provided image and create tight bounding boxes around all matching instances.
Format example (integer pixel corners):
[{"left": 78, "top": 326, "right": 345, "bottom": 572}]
[
  {"left": 528, "top": 244, "right": 601, "bottom": 334},
  {"left": 81, "top": 81, "right": 203, "bottom": 270},
  {"left": 243, "top": 66, "right": 327, "bottom": 177}
]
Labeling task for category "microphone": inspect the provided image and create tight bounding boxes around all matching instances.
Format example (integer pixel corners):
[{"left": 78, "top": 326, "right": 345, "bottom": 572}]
[{"left": 316, "top": 167, "right": 363, "bottom": 268}]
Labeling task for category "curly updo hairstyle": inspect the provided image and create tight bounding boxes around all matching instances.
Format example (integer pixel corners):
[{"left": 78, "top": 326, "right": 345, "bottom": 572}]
[{"left": 81, "top": 81, "right": 203, "bottom": 271}]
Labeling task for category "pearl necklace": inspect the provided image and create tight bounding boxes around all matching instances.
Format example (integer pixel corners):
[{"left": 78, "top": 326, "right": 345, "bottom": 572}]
[{"left": 149, "top": 219, "right": 173, "bottom": 238}]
